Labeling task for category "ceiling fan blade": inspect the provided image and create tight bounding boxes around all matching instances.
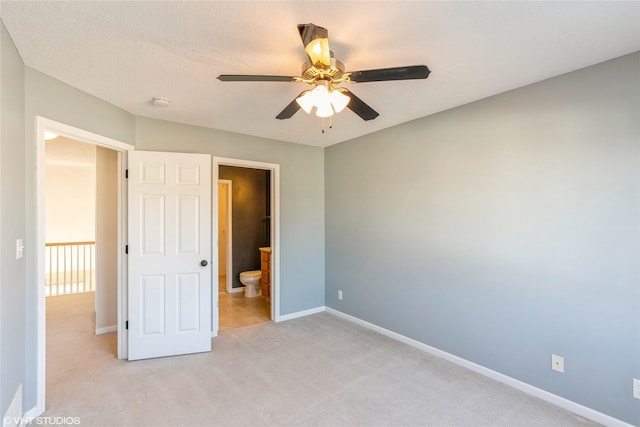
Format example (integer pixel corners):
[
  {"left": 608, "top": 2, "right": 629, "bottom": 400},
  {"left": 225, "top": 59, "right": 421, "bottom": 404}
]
[
  {"left": 217, "top": 75, "right": 296, "bottom": 82},
  {"left": 297, "top": 23, "right": 331, "bottom": 68},
  {"left": 275, "top": 94, "right": 303, "bottom": 120},
  {"left": 342, "top": 89, "right": 379, "bottom": 121},
  {"left": 348, "top": 65, "right": 430, "bottom": 83}
]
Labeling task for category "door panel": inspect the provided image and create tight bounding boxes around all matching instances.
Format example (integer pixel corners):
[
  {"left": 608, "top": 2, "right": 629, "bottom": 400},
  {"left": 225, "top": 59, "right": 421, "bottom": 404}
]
[
  {"left": 141, "top": 195, "right": 165, "bottom": 254},
  {"left": 128, "top": 150, "right": 212, "bottom": 360},
  {"left": 177, "top": 196, "right": 200, "bottom": 253},
  {"left": 141, "top": 275, "right": 165, "bottom": 335}
]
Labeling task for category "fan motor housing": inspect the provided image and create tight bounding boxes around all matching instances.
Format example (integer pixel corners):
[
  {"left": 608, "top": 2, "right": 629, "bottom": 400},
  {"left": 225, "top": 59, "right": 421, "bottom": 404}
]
[{"left": 301, "top": 58, "right": 345, "bottom": 81}]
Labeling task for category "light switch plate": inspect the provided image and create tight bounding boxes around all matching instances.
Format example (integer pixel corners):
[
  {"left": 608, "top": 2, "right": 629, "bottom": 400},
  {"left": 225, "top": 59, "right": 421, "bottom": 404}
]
[{"left": 16, "top": 239, "right": 24, "bottom": 259}]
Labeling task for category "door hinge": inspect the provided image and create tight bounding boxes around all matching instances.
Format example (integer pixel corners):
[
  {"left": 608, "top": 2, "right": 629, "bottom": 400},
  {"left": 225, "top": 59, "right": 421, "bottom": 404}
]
[
  {"left": 125, "top": 245, "right": 128, "bottom": 254},
  {"left": 125, "top": 169, "right": 129, "bottom": 179},
  {"left": 126, "top": 321, "right": 129, "bottom": 330}
]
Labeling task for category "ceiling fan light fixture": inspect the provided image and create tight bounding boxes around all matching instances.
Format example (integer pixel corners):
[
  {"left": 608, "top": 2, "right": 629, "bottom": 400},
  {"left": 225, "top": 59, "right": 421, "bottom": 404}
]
[
  {"left": 220, "top": 23, "right": 430, "bottom": 128},
  {"left": 296, "top": 83, "right": 337, "bottom": 117}
]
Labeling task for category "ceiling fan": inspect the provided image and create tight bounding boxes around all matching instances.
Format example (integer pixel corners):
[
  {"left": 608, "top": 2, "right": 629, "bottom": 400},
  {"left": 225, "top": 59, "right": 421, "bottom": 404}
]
[{"left": 217, "top": 23, "right": 430, "bottom": 127}]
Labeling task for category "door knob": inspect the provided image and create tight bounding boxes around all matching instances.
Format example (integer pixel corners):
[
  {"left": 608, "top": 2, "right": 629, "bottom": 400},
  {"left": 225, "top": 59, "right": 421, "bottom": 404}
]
[{"left": 200, "top": 260, "right": 208, "bottom": 267}]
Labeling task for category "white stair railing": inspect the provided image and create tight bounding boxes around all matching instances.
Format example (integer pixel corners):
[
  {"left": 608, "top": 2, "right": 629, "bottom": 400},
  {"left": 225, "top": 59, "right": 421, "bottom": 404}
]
[{"left": 45, "top": 241, "right": 95, "bottom": 296}]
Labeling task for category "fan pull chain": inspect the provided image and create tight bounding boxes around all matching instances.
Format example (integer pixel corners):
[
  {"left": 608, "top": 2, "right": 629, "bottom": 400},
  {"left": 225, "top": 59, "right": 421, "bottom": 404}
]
[{"left": 320, "top": 116, "right": 334, "bottom": 134}]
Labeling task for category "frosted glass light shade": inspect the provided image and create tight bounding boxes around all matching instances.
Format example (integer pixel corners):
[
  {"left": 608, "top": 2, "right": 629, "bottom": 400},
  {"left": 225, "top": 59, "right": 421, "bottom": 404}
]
[
  {"left": 330, "top": 89, "right": 350, "bottom": 113},
  {"left": 315, "top": 102, "right": 334, "bottom": 117},
  {"left": 295, "top": 90, "right": 315, "bottom": 114}
]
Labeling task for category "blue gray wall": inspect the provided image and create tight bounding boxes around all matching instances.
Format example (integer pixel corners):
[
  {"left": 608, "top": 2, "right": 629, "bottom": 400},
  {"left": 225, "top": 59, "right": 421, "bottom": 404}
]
[
  {"left": 0, "top": 19, "right": 26, "bottom": 419},
  {"left": 135, "top": 117, "right": 326, "bottom": 315},
  {"left": 325, "top": 52, "right": 640, "bottom": 425}
]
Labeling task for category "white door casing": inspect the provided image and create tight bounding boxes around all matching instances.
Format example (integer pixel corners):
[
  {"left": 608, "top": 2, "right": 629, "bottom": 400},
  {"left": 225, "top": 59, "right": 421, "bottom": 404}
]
[
  {"left": 36, "top": 117, "right": 133, "bottom": 416},
  {"left": 128, "top": 150, "right": 212, "bottom": 360}
]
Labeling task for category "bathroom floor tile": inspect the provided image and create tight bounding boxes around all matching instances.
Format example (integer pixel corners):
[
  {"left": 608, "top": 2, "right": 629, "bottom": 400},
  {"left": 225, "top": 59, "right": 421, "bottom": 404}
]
[{"left": 218, "top": 289, "right": 270, "bottom": 332}]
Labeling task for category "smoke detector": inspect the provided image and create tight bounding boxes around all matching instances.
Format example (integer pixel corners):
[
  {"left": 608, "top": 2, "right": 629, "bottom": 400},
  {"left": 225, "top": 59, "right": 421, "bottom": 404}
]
[{"left": 151, "top": 97, "right": 170, "bottom": 107}]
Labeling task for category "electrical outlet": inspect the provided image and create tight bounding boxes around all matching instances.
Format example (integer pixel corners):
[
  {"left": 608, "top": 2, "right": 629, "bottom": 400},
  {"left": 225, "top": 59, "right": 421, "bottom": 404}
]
[
  {"left": 338, "top": 290, "right": 343, "bottom": 301},
  {"left": 633, "top": 379, "right": 640, "bottom": 400},
  {"left": 551, "top": 354, "right": 564, "bottom": 373}
]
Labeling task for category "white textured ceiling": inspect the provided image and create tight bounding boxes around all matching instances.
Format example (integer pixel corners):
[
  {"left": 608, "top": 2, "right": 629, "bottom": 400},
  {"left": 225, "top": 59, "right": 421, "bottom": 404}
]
[{"left": 2, "top": 1, "right": 639, "bottom": 147}]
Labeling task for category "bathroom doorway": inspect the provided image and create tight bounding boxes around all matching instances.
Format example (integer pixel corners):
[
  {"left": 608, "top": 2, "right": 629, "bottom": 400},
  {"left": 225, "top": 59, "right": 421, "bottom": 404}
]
[{"left": 215, "top": 159, "right": 279, "bottom": 332}]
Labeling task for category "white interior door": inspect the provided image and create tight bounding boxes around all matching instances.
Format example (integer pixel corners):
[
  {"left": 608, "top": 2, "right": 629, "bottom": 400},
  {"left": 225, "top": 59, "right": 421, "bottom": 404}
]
[{"left": 128, "top": 150, "right": 212, "bottom": 360}]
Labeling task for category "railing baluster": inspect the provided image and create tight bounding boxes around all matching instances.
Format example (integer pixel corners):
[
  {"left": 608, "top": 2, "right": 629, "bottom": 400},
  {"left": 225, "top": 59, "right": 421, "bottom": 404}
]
[
  {"left": 81, "top": 244, "right": 85, "bottom": 291},
  {"left": 48, "top": 245, "right": 52, "bottom": 296},
  {"left": 89, "top": 244, "right": 93, "bottom": 291},
  {"left": 70, "top": 244, "right": 74, "bottom": 293},
  {"left": 83, "top": 243, "right": 87, "bottom": 292},
  {"left": 75, "top": 244, "right": 79, "bottom": 293},
  {"left": 56, "top": 246, "right": 60, "bottom": 296},
  {"left": 45, "top": 241, "right": 96, "bottom": 297}
]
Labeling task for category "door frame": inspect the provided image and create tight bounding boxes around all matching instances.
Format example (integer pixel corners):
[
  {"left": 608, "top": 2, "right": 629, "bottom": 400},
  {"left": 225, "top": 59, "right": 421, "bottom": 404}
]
[
  {"left": 217, "top": 179, "right": 236, "bottom": 293},
  {"left": 35, "top": 117, "right": 133, "bottom": 415},
  {"left": 212, "top": 157, "right": 281, "bottom": 327}
]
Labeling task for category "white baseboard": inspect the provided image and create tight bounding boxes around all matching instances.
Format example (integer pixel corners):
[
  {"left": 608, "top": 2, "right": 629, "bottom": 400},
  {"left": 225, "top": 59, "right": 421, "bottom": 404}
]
[
  {"left": 277, "top": 305, "right": 325, "bottom": 322},
  {"left": 324, "top": 307, "right": 631, "bottom": 427},
  {"left": 3, "top": 385, "right": 23, "bottom": 427},
  {"left": 21, "top": 406, "right": 41, "bottom": 427},
  {"left": 95, "top": 325, "right": 117, "bottom": 335}
]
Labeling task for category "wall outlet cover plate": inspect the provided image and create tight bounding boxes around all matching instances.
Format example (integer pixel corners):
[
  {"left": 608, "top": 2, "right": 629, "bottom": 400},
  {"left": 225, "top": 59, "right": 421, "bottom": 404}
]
[{"left": 551, "top": 354, "right": 564, "bottom": 373}]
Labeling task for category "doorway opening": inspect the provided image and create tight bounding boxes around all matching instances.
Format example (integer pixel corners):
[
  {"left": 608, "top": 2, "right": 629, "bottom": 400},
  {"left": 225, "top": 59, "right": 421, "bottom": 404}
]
[
  {"left": 213, "top": 157, "right": 281, "bottom": 334},
  {"left": 35, "top": 117, "right": 133, "bottom": 415},
  {"left": 44, "top": 136, "right": 120, "bottom": 410}
]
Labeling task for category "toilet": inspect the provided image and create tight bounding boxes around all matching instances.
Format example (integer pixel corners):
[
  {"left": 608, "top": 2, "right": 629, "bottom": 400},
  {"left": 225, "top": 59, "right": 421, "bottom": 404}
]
[{"left": 239, "top": 270, "right": 262, "bottom": 298}]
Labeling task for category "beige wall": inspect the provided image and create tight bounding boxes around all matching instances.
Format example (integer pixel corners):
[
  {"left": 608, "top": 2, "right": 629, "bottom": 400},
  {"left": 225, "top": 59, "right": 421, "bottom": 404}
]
[
  {"left": 45, "top": 137, "right": 96, "bottom": 243},
  {"left": 95, "top": 146, "right": 118, "bottom": 331}
]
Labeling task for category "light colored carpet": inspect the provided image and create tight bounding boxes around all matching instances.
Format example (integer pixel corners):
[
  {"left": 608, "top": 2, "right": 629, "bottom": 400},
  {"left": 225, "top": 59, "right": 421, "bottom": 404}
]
[{"left": 45, "top": 294, "right": 599, "bottom": 427}]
